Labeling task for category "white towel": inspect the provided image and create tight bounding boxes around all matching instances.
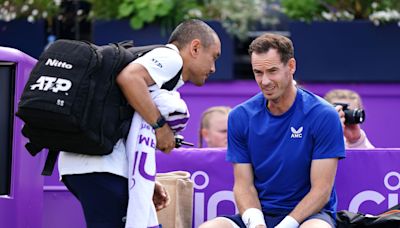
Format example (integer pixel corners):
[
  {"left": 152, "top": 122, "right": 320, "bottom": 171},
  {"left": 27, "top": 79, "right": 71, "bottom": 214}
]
[
  {"left": 152, "top": 89, "right": 189, "bottom": 133},
  {"left": 125, "top": 89, "right": 189, "bottom": 228}
]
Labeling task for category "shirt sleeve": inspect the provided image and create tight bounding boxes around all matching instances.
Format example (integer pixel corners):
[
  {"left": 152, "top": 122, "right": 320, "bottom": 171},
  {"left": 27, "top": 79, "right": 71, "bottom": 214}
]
[
  {"left": 226, "top": 107, "right": 251, "bottom": 163},
  {"left": 312, "top": 106, "right": 346, "bottom": 159},
  {"left": 133, "top": 46, "right": 183, "bottom": 88},
  {"left": 346, "top": 129, "right": 375, "bottom": 149}
]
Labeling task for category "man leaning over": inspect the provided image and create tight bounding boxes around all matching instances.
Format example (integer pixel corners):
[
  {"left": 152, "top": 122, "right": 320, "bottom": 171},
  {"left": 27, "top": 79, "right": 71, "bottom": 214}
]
[{"left": 59, "top": 19, "right": 221, "bottom": 228}]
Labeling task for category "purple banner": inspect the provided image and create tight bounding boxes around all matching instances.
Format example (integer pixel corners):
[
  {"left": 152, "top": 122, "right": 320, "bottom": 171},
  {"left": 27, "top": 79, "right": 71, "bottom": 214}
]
[
  {"left": 336, "top": 149, "right": 400, "bottom": 215},
  {"left": 157, "top": 148, "right": 236, "bottom": 228},
  {"left": 156, "top": 148, "right": 400, "bottom": 226}
]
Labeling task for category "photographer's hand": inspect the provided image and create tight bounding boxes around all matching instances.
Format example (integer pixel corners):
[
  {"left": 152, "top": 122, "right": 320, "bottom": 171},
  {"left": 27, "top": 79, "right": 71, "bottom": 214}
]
[
  {"left": 335, "top": 105, "right": 346, "bottom": 129},
  {"left": 335, "top": 105, "right": 361, "bottom": 143},
  {"left": 344, "top": 123, "right": 362, "bottom": 144}
]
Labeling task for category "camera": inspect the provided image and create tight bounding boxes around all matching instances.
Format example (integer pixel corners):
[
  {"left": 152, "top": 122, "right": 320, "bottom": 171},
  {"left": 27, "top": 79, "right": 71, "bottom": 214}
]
[{"left": 333, "top": 103, "right": 365, "bottom": 125}]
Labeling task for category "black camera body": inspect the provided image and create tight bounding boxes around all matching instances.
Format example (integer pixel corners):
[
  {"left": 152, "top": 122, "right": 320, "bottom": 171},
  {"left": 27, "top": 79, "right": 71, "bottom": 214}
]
[{"left": 333, "top": 103, "right": 366, "bottom": 125}]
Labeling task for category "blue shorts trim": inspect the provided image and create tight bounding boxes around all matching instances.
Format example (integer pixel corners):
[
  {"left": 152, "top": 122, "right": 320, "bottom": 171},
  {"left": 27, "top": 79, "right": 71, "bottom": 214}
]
[{"left": 306, "top": 211, "right": 336, "bottom": 227}]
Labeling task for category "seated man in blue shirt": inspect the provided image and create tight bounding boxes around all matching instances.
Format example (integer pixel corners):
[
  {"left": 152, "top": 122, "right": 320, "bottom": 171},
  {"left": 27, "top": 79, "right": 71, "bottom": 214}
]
[{"left": 200, "top": 33, "right": 345, "bottom": 228}]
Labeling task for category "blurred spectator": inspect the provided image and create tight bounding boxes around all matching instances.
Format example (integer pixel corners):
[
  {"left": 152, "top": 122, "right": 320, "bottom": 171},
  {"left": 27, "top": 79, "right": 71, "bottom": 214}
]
[
  {"left": 199, "top": 106, "right": 231, "bottom": 148},
  {"left": 324, "top": 89, "right": 375, "bottom": 149}
]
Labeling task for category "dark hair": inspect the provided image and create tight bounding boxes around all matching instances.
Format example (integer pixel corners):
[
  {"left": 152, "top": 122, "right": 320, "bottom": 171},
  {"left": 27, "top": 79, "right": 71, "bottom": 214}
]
[
  {"left": 168, "top": 19, "right": 217, "bottom": 49},
  {"left": 248, "top": 33, "right": 294, "bottom": 64}
]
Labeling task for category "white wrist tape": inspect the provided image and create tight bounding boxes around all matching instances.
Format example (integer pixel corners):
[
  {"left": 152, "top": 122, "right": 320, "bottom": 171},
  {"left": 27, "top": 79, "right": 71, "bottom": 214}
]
[
  {"left": 275, "top": 216, "right": 299, "bottom": 228},
  {"left": 241, "top": 208, "right": 266, "bottom": 228}
]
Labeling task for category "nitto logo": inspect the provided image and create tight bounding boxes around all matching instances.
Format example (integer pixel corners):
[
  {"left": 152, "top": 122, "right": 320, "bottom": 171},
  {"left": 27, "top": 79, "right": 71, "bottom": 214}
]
[
  {"left": 30, "top": 76, "right": 72, "bottom": 93},
  {"left": 45, "top": 58, "right": 73, "bottom": 69},
  {"left": 291, "top": 126, "right": 303, "bottom": 138}
]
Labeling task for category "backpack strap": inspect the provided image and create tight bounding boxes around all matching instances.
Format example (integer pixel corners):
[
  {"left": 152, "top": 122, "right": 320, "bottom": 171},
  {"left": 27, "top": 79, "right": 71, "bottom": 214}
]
[
  {"left": 161, "top": 67, "right": 182, "bottom": 91},
  {"left": 41, "top": 150, "right": 60, "bottom": 176},
  {"left": 126, "top": 44, "right": 183, "bottom": 91},
  {"left": 117, "top": 40, "right": 134, "bottom": 49},
  {"left": 26, "top": 141, "right": 59, "bottom": 176}
]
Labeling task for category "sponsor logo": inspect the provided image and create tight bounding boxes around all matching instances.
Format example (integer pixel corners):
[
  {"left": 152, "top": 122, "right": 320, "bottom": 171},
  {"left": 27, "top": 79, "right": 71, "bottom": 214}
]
[
  {"left": 290, "top": 126, "right": 303, "bottom": 138},
  {"left": 30, "top": 76, "right": 72, "bottom": 93},
  {"left": 45, "top": 58, "right": 73, "bottom": 69},
  {"left": 349, "top": 171, "right": 400, "bottom": 212},
  {"left": 191, "top": 171, "right": 238, "bottom": 227},
  {"left": 151, "top": 58, "right": 162, "bottom": 68}
]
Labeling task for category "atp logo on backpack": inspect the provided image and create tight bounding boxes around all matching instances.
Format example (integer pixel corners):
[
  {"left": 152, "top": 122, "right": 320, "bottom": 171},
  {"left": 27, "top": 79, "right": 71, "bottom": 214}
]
[{"left": 30, "top": 76, "right": 72, "bottom": 93}]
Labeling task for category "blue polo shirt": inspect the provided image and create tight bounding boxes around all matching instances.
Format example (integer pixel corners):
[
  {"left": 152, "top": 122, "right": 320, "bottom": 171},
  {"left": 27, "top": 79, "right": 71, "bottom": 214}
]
[{"left": 227, "top": 88, "right": 345, "bottom": 216}]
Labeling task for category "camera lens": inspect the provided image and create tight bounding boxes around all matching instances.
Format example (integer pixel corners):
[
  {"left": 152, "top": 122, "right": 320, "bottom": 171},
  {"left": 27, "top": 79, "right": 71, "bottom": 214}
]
[{"left": 344, "top": 108, "right": 365, "bottom": 125}]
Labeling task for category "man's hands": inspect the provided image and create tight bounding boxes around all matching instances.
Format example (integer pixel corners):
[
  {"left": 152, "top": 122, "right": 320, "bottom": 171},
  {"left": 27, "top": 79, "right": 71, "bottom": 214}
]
[
  {"left": 335, "top": 105, "right": 361, "bottom": 143},
  {"left": 153, "top": 181, "right": 170, "bottom": 211},
  {"left": 155, "top": 125, "right": 176, "bottom": 153}
]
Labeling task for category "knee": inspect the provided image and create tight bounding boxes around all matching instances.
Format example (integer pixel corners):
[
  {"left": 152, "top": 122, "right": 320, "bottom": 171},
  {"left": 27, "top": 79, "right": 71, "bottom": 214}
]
[
  {"left": 300, "top": 219, "right": 333, "bottom": 228},
  {"left": 198, "top": 220, "right": 217, "bottom": 228},
  {"left": 199, "top": 217, "right": 233, "bottom": 228}
]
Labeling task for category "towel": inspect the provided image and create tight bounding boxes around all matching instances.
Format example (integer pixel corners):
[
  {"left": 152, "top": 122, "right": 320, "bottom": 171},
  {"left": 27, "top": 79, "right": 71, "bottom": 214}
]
[
  {"left": 152, "top": 89, "right": 189, "bottom": 133},
  {"left": 125, "top": 89, "right": 189, "bottom": 228}
]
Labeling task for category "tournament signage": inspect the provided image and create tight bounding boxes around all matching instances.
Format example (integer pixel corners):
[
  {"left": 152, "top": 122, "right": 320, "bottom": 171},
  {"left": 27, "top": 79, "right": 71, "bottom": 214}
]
[{"left": 157, "top": 148, "right": 400, "bottom": 226}]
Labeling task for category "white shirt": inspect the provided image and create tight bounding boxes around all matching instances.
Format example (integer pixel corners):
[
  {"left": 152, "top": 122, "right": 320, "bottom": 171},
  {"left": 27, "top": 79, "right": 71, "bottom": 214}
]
[
  {"left": 58, "top": 44, "right": 184, "bottom": 178},
  {"left": 134, "top": 44, "right": 184, "bottom": 91}
]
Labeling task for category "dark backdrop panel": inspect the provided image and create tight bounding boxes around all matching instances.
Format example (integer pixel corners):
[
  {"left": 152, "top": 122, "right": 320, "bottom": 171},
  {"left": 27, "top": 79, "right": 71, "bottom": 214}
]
[
  {"left": 0, "top": 20, "right": 46, "bottom": 59},
  {"left": 0, "top": 63, "right": 15, "bottom": 195},
  {"left": 93, "top": 20, "right": 234, "bottom": 81},
  {"left": 290, "top": 21, "right": 400, "bottom": 82}
]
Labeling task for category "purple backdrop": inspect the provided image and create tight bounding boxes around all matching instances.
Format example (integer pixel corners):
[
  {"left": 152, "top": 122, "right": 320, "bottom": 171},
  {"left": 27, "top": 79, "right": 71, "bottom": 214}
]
[
  {"left": 0, "top": 47, "right": 44, "bottom": 228},
  {"left": 40, "top": 149, "right": 400, "bottom": 228},
  {"left": 178, "top": 81, "right": 400, "bottom": 148},
  {"left": 39, "top": 81, "right": 400, "bottom": 228}
]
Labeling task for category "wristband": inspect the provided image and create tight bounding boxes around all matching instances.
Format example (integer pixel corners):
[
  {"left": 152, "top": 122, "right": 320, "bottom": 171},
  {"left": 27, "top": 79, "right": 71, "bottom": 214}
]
[
  {"left": 241, "top": 208, "right": 266, "bottom": 228},
  {"left": 151, "top": 116, "right": 166, "bottom": 130},
  {"left": 275, "top": 216, "right": 299, "bottom": 228}
]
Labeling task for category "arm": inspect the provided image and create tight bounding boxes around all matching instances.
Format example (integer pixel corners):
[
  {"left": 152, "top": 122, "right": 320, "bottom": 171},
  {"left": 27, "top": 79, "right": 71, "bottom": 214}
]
[
  {"left": 116, "top": 63, "right": 175, "bottom": 152},
  {"left": 153, "top": 181, "right": 170, "bottom": 211},
  {"left": 288, "top": 158, "right": 338, "bottom": 223},
  {"left": 233, "top": 163, "right": 266, "bottom": 228}
]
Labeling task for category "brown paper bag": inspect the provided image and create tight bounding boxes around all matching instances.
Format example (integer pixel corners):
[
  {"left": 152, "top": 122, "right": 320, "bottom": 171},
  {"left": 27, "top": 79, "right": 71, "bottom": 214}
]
[{"left": 156, "top": 171, "right": 194, "bottom": 228}]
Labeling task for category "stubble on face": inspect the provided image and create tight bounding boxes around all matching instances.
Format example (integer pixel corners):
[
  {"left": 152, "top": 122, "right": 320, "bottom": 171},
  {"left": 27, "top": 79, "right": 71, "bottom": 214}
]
[
  {"left": 191, "top": 35, "right": 221, "bottom": 86},
  {"left": 252, "top": 50, "right": 296, "bottom": 113},
  {"left": 251, "top": 50, "right": 286, "bottom": 100}
]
